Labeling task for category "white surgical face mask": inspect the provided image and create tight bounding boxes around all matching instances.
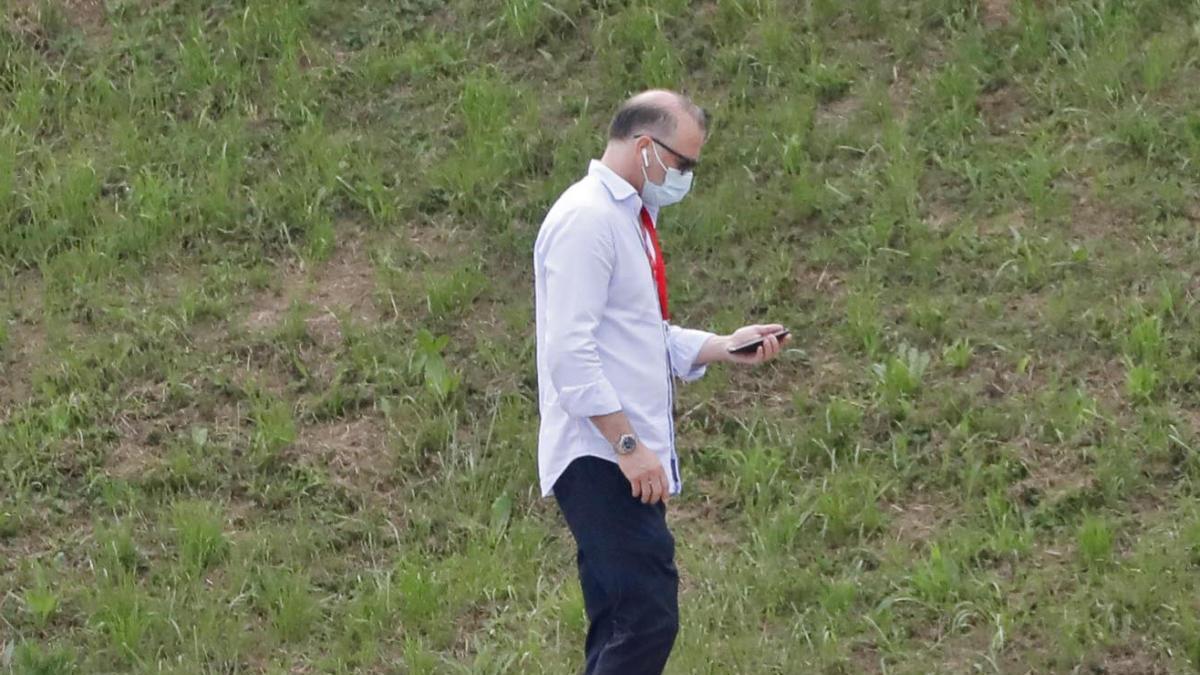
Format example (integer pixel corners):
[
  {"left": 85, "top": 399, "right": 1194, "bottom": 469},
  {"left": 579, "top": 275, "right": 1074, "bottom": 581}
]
[{"left": 640, "top": 142, "right": 693, "bottom": 208}]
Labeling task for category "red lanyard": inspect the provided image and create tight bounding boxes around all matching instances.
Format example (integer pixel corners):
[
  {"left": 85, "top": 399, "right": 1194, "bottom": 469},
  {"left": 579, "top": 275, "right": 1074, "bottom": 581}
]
[{"left": 638, "top": 207, "right": 670, "bottom": 321}]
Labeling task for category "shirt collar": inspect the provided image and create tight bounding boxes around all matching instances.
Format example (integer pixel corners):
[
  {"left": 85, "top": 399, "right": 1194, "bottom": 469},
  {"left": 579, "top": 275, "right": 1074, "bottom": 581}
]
[
  {"left": 590, "top": 159, "right": 639, "bottom": 202},
  {"left": 588, "top": 160, "right": 659, "bottom": 221}
]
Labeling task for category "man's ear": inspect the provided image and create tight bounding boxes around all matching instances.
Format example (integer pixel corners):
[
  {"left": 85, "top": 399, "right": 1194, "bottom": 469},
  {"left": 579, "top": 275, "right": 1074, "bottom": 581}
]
[{"left": 633, "top": 136, "right": 650, "bottom": 168}]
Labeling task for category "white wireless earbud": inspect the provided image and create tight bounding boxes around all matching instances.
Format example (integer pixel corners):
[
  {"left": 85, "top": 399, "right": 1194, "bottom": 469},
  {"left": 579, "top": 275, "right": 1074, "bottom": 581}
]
[{"left": 642, "top": 148, "right": 650, "bottom": 167}]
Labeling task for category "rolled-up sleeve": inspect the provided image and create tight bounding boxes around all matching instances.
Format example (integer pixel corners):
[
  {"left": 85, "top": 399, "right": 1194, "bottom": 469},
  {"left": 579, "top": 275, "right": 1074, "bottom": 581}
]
[
  {"left": 540, "top": 210, "right": 623, "bottom": 418},
  {"left": 667, "top": 324, "right": 716, "bottom": 383}
]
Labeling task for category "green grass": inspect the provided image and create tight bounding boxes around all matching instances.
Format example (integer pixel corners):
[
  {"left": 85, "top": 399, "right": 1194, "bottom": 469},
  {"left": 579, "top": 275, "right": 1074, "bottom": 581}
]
[{"left": 3, "top": 0, "right": 1200, "bottom": 672}]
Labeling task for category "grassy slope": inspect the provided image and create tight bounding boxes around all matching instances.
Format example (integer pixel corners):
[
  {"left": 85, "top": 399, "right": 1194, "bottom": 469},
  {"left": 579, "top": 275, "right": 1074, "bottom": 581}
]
[{"left": 3, "top": 0, "right": 1200, "bottom": 672}]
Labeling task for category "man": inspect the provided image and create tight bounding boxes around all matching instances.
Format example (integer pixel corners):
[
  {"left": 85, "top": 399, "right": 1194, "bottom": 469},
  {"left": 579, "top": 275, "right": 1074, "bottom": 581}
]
[{"left": 533, "top": 89, "right": 788, "bottom": 674}]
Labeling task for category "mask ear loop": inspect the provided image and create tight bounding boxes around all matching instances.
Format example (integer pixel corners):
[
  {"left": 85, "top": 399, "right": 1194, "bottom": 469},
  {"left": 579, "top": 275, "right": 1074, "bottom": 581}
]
[
  {"left": 651, "top": 142, "right": 670, "bottom": 173},
  {"left": 638, "top": 145, "right": 653, "bottom": 200}
]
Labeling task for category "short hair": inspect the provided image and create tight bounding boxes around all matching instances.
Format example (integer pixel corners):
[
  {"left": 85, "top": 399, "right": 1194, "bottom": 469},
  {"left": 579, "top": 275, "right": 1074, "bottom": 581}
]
[{"left": 608, "top": 93, "right": 709, "bottom": 141}]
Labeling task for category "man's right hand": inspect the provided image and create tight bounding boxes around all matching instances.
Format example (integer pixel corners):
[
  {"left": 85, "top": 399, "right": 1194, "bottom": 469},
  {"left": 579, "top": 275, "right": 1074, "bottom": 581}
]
[{"left": 617, "top": 444, "right": 669, "bottom": 505}]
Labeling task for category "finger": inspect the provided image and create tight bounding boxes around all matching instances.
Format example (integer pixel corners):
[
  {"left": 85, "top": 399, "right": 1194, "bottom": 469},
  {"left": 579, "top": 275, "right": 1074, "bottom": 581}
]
[
  {"left": 631, "top": 477, "right": 641, "bottom": 498},
  {"left": 648, "top": 476, "right": 662, "bottom": 504},
  {"left": 641, "top": 479, "right": 654, "bottom": 504},
  {"left": 758, "top": 323, "right": 784, "bottom": 334},
  {"left": 767, "top": 335, "right": 780, "bottom": 358}
]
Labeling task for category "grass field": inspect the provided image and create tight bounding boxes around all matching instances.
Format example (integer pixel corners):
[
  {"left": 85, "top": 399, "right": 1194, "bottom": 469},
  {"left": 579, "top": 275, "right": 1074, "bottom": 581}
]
[{"left": 3, "top": 0, "right": 1200, "bottom": 672}]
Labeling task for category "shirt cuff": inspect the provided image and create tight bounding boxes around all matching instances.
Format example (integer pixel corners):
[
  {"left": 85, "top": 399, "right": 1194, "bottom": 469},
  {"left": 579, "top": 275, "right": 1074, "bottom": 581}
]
[
  {"left": 555, "top": 377, "right": 623, "bottom": 418},
  {"left": 668, "top": 326, "right": 716, "bottom": 383}
]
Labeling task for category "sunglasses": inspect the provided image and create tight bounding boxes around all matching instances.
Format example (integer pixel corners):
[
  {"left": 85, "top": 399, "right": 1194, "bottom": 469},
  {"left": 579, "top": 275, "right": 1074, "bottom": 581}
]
[{"left": 639, "top": 135, "right": 698, "bottom": 174}]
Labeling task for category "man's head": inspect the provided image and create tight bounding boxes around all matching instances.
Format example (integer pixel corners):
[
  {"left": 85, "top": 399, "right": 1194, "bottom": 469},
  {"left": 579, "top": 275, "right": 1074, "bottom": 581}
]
[{"left": 602, "top": 90, "right": 708, "bottom": 207}]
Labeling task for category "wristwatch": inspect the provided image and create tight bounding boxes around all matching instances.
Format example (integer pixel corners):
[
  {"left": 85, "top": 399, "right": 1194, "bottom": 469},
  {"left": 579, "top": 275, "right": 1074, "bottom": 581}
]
[{"left": 614, "top": 433, "right": 638, "bottom": 455}]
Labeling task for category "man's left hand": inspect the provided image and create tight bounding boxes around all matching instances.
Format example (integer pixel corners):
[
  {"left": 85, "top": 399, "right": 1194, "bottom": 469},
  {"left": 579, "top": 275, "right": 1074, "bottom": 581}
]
[{"left": 721, "top": 324, "right": 789, "bottom": 366}]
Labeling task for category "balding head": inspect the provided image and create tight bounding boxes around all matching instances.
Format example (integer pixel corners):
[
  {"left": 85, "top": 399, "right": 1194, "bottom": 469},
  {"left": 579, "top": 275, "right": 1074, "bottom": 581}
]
[
  {"left": 608, "top": 89, "right": 709, "bottom": 142},
  {"left": 600, "top": 89, "right": 709, "bottom": 198}
]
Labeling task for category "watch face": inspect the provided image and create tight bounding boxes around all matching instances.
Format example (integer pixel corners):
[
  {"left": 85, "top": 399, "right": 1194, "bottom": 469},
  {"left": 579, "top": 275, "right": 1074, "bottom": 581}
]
[{"left": 619, "top": 435, "right": 637, "bottom": 452}]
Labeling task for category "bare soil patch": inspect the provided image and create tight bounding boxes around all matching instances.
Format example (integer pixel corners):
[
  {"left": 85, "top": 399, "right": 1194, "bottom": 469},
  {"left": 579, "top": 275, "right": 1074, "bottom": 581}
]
[
  {"left": 815, "top": 94, "right": 863, "bottom": 129},
  {"left": 980, "top": 0, "right": 1012, "bottom": 29},
  {"left": 1067, "top": 186, "right": 1138, "bottom": 242},
  {"left": 1080, "top": 640, "right": 1172, "bottom": 675},
  {"left": 104, "top": 377, "right": 243, "bottom": 478},
  {"left": 105, "top": 430, "right": 160, "bottom": 481},
  {"left": 245, "top": 225, "right": 380, "bottom": 348},
  {"left": 669, "top": 484, "right": 739, "bottom": 549},
  {"left": 292, "top": 413, "right": 392, "bottom": 495},
  {"left": 8, "top": 0, "right": 110, "bottom": 45},
  {"left": 1007, "top": 441, "right": 1094, "bottom": 511},
  {"left": 0, "top": 274, "right": 45, "bottom": 421},
  {"left": 61, "top": 0, "right": 106, "bottom": 29},
  {"left": 886, "top": 496, "right": 952, "bottom": 549},
  {"left": 980, "top": 83, "right": 1025, "bottom": 134}
]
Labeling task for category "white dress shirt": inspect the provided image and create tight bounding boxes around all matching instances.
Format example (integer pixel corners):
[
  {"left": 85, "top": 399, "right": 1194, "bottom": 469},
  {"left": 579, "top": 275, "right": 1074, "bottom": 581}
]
[{"left": 534, "top": 160, "right": 715, "bottom": 497}]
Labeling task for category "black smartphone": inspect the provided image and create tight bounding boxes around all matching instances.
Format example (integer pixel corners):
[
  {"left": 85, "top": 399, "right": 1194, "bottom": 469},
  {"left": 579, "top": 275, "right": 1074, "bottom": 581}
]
[{"left": 727, "top": 328, "right": 790, "bottom": 355}]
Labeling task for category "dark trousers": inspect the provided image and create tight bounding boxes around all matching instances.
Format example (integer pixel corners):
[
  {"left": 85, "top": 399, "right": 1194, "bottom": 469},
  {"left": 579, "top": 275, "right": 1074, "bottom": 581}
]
[{"left": 553, "top": 456, "right": 680, "bottom": 675}]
